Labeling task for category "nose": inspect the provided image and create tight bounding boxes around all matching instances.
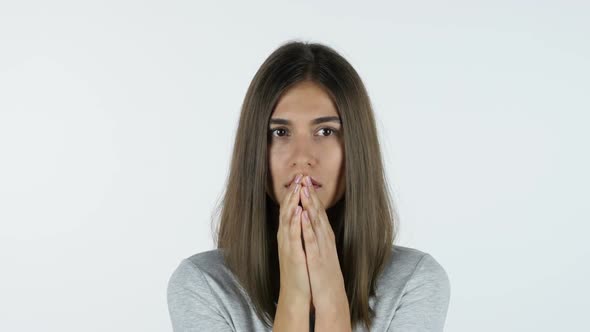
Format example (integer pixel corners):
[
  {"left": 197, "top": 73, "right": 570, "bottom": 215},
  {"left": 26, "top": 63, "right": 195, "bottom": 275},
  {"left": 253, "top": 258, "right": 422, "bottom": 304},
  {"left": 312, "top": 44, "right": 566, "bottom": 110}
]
[{"left": 290, "top": 135, "right": 317, "bottom": 168}]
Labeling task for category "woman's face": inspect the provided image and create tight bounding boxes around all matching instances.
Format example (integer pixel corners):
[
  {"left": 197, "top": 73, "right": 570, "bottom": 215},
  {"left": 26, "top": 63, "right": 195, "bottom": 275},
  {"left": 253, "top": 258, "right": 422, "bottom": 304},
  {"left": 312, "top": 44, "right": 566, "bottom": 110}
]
[{"left": 267, "top": 81, "right": 345, "bottom": 209}]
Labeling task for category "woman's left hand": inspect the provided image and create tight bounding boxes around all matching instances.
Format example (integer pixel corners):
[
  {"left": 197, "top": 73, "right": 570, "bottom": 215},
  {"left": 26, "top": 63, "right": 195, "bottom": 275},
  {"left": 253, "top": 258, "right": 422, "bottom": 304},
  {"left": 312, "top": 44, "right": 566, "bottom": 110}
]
[{"left": 299, "top": 176, "right": 349, "bottom": 315}]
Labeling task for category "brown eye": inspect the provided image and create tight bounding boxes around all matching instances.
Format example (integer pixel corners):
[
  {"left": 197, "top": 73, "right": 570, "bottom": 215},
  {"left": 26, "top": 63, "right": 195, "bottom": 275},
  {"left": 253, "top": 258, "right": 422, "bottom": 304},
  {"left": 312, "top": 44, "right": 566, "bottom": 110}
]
[
  {"left": 269, "top": 128, "right": 288, "bottom": 137},
  {"left": 318, "top": 127, "right": 338, "bottom": 136},
  {"left": 269, "top": 127, "right": 339, "bottom": 138}
]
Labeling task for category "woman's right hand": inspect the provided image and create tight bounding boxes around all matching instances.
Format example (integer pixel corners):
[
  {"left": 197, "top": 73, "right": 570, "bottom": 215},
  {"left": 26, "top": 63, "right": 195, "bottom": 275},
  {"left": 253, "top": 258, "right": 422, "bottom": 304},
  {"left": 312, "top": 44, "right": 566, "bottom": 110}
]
[{"left": 276, "top": 173, "right": 311, "bottom": 305}]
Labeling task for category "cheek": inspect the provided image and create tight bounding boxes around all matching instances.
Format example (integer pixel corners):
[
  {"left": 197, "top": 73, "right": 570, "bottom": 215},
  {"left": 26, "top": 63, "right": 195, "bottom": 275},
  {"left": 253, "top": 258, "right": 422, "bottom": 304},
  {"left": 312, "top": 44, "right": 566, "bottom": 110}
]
[
  {"left": 327, "top": 144, "right": 344, "bottom": 169},
  {"left": 268, "top": 147, "right": 288, "bottom": 196}
]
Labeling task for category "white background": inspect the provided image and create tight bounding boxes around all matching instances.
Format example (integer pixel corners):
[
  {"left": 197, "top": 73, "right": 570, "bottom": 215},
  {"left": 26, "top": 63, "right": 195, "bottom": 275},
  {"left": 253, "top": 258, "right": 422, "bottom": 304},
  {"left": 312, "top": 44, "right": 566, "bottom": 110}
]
[{"left": 1, "top": 1, "right": 588, "bottom": 331}]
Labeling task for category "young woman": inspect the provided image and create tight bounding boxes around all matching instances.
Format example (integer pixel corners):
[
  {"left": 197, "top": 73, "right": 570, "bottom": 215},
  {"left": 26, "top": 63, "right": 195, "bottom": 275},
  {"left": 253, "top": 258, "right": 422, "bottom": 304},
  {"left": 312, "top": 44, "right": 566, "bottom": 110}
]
[{"left": 167, "top": 41, "right": 451, "bottom": 331}]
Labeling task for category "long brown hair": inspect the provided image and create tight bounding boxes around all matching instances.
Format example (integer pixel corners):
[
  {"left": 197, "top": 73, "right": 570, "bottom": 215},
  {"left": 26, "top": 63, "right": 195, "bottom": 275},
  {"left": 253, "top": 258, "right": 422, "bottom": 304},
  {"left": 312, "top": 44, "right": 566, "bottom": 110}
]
[{"left": 213, "top": 40, "right": 398, "bottom": 330}]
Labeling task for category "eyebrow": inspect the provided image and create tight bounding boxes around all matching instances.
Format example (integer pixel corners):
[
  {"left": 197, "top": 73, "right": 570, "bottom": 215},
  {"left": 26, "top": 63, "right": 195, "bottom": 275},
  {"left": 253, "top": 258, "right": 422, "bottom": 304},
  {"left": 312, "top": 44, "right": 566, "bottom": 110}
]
[{"left": 269, "top": 116, "right": 342, "bottom": 126}]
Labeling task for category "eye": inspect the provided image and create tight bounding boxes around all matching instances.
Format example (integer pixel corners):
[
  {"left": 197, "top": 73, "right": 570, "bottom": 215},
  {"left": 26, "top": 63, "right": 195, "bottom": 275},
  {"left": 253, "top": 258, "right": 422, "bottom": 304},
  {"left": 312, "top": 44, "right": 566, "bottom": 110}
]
[
  {"left": 268, "top": 127, "right": 340, "bottom": 138},
  {"left": 269, "top": 127, "right": 288, "bottom": 137},
  {"left": 318, "top": 127, "right": 338, "bottom": 136}
]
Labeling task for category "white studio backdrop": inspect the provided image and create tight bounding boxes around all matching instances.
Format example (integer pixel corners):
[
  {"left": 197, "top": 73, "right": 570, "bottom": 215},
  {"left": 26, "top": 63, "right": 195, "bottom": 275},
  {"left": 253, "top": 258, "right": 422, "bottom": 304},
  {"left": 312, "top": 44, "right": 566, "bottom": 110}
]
[{"left": 1, "top": 1, "right": 588, "bottom": 331}]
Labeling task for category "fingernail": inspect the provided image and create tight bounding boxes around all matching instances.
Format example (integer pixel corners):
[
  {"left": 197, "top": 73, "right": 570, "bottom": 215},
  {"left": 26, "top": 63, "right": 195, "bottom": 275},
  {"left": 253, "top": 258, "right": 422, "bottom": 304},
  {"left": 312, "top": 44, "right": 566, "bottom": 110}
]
[
  {"left": 294, "top": 183, "right": 300, "bottom": 193},
  {"left": 306, "top": 176, "right": 312, "bottom": 186},
  {"left": 295, "top": 206, "right": 302, "bottom": 215},
  {"left": 295, "top": 174, "right": 303, "bottom": 184},
  {"left": 304, "top": 186, "right": 309, "bottom": 197}
]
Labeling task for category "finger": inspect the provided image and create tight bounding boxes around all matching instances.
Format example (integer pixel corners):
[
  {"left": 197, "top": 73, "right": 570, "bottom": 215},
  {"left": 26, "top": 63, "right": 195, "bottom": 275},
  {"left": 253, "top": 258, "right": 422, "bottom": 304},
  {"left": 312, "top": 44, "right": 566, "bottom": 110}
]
[
  {"left": 280, "top": 174, "right": 302, "bottom": 207},
  {"left": 302, "top": 176, "right": 325, "bottom": 214},
  {"left": 301, "top": 210, "right": 320, "bottom": 259},
  {"left": 289, "top": 182, "right": 302, "bottom": 226},
  {"left": 289, "top": 204, "right": 303, "bottom": 243},
  {"left": 280, "top": 180, "right": 301, "bottom": 231},
  {"left": 278, "top": 184, "right": 293, "bottom": 227},
  {"left": 278, "top": 181, "right": 301, "bottom": 249},
  {"left": 286, "top": 174, "right": 303, "bottom": 225},
  {"left": 300, "top": 177, "right": 331, "bottom": 244}
]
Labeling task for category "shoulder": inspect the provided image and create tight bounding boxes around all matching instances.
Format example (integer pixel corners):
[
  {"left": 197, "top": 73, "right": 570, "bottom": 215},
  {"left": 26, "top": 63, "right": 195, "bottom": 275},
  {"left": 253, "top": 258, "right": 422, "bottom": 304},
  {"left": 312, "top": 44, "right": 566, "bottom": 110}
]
[
  {"left": 167, "top": 249, "right": 230, "bottom": 296},
  {"left": 380, "top": 245, "right": 451, "bottom": 297},
  {"left": 167, "top": 250, "right": 243, "bottom": 330},
  {"left": 392, "top": 245, "right": 449, "bottom": 278},
  {"left": 183, "top": 248, "right": 227, "bottom": 274},
  {"left": 375, "top": 246, "right": 451, "bottom": 330}
]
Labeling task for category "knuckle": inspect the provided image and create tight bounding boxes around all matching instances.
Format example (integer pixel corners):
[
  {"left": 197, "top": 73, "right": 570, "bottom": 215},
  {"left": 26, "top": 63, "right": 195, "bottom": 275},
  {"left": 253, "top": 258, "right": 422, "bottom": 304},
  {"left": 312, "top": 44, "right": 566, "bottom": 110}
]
[
  {"left": 289, "top": 225, "right": 298, "bottom": 238},
  {"left": 303, "top": 228, "right": 312, "bottom": 238}
]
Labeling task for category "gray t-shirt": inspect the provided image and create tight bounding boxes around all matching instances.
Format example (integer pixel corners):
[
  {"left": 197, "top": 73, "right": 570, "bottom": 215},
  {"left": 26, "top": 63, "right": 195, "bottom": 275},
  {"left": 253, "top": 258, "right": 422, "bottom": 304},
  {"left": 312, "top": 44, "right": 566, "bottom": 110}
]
[{"left": 167, "top": 245, "right": 450, "bottom": 331}]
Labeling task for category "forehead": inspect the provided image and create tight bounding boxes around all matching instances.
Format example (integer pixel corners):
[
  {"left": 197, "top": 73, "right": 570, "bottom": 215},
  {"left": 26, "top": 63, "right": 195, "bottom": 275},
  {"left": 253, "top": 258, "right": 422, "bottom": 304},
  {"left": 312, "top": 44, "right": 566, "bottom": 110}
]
[{"left": 272, "top": 81, "right": 338, "bottom": 117}]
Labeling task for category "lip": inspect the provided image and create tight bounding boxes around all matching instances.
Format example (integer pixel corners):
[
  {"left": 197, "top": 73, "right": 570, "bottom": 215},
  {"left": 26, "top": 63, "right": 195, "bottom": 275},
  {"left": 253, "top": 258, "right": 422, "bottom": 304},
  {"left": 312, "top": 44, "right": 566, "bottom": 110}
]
[{"left": 285, "top": 175, "right": 322, "bottom": 188}]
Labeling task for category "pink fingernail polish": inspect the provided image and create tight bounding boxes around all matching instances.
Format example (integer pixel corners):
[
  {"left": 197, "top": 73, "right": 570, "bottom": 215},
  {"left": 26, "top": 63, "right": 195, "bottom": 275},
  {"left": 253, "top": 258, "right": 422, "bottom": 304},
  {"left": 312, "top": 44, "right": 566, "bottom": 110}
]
[{"left": 295, "top": 174, "right": 303, "bottom": 184}]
